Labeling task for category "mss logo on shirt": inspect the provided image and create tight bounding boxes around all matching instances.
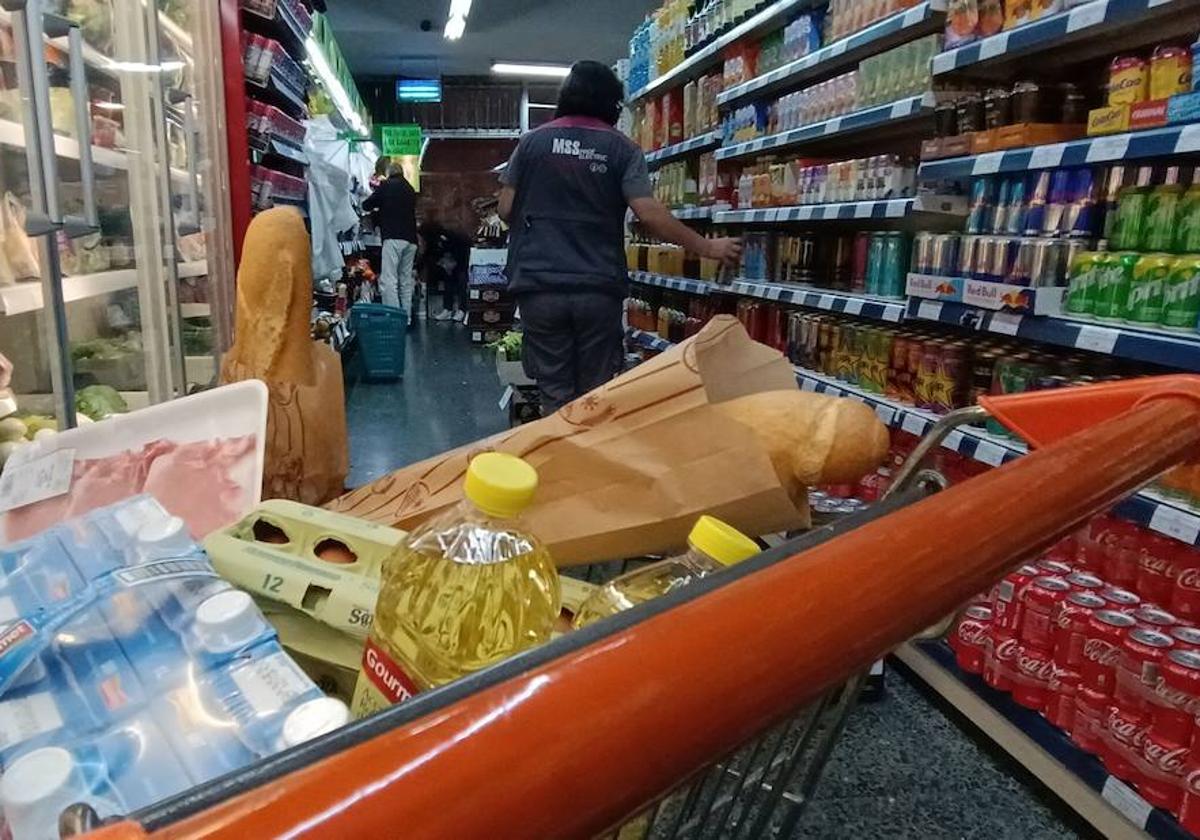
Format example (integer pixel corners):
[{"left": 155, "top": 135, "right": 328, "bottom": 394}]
[{"left": 551, "top": 137, "right": 610, "bottom": 168}]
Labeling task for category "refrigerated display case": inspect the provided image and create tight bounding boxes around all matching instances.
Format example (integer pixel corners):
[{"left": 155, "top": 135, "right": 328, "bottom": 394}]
[{"left": 0, "top": 0, "right": 234, "bottom": 429}]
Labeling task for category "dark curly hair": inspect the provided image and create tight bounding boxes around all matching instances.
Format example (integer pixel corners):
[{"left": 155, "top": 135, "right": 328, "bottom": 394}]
[{"left": 555, "top": 60, "right": 625, "bottom": 125}]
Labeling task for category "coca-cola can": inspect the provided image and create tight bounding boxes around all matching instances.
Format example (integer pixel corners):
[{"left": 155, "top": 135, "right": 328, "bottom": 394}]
[
  {"left": 1099, "top": 585, "right": 1141, "bottom": 613},
  {"left": 983, "top": 627, "right": 1019, "bottom": 692},
  {"left": 1066, "top": 571, "right": 1104, "bottom": 592},
  {"left": 1052, "top": 590, "right": 1106, "bottom": 670},
  {"left": 1180, "top": 759, "right": 1200, "bottom": 832},
  {"left": 1154, "top": 649, "right": 1200, "bottom": 744},
  {"left": 950, "top": 606, "right": 992, "bottom": 674},
  {"left": 1102, "top": 700, "right": 1148, "bottom": 783},
  {"left": 1012, "top": 641, "right": 1056, "bottom": 710},
  {"left": 1114, "top": 627, "right": 1174, "bottom": 712},
  {"left": 1171, "top": 625, "right": 1200, "bottom": 651},
  {"left": 1081, "top": 609, "right": 1137, "bottom": 695},
  {"left": 1172, "top": 561, "right": 1200, "bottom": 621},
  {"left": 1138, "top": 728, "right": 1189, "bottom": 812},
  {"left": 1044, "top": 665, "right": 1080, "bottom": 729},
  {"left": 1137, "top": 534, "right": 1184, "bottom": 608},
  {"left": 994, "top": 563, "right": 1040, "bottom": 633},
  {"left": 1036, "top": 558, "right": 1073, "bottom": 577},
  {"left": 1071, "top": 684, "right": 1110, "bottom": 755},
  {"left": 1099, "top": 523, "right": 1140, "bottom": 590},
  {"left": 1134, "top": 605, "right": 1179, "bottom": 630},
  {"left": 1020, "top": 576, "right": 1071, "bottom": 651}
]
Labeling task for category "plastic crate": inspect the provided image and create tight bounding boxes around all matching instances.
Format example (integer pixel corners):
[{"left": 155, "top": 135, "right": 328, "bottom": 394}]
[{"left": 349, "top": 304, "right": 406, "bottom": 380}]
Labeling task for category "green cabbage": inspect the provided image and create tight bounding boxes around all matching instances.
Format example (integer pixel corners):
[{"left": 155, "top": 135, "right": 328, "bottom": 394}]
[{"left": 75, "top": 385, "right": 127, "bottom": 420}]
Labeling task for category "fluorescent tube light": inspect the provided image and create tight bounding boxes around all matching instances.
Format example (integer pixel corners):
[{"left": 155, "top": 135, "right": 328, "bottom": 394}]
[{"left": 491, "top": 62, "right": 571, "bottom": 78}]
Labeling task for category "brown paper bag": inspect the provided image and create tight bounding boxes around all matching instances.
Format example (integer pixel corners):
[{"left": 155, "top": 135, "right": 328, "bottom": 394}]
[
  {"left": 328, "top": 316, "right": 808, "bottom": 565},
  {"left": 223, "top": 343, "right": 349, "bottom": 506}
]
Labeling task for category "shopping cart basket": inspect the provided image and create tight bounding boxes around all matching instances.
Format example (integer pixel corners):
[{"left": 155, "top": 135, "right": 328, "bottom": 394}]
[{"left": 87, "top": 376, "right": 1200, "bottom": 840}]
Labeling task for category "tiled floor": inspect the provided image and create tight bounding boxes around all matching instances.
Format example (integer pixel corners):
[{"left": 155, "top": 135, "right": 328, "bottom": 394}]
[{"left": 344, "top": 321, "right": 1087, "bottom": 839}]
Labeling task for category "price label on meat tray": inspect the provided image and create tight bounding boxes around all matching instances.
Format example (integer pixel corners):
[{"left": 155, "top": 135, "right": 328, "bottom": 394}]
[{"left": 0, "top": 448, "right": 75, "bottom": 513}]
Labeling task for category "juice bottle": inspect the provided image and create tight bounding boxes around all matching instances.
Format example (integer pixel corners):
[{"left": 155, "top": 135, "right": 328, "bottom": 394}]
[
  {"left": 571, "top": 516, "right": 759, "bottom": 628},
  {"left": 351, "top": 453, "right": 560, "bottom": 717}
]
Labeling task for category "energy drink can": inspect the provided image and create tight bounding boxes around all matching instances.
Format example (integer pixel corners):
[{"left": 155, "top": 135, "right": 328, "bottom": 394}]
[
  {"left": 974, "top": 237, "right": 996, "bottom": 281},
  {"left": 993, "top": 177, "right": 1012, "bottom": 234},
  {"left": 1094, "top": 252, "right": 1141, "bottom": 320},
  {"left": 1030, "top": 238, "right": 1065, "bottom": 287},
  {"left": 972, "top": 349, "right": 1000, "bottom": 407},
  {"left": 931, "top": 234, "right": 960, "bottom": 277},
  {"left": 851, "top": 232, "right": 871, "bottom": 291},
  {"left": 989, "top": 236, "right": 1018, "bottom": 283},
  {"left": 1024, "top": 171, "right": 1053, "bottom": 235},
  {"left": 967, "top": 177, "right": 995, "bottom": 235},
  {"left": 1065, "top": 251, "right": 1101, "bottom": 315},
  {"left": 915, "top": 340, "right": 942, "bottom": 410},
  {"left": 1126, "top": 253, "right": 1172, "bottom": 324},
  {"left": 1043, "top": 169, "right": 1075, "bottom": 236},
  {"left": 866, "top": 233, "right": 886, "bottom": 295},
  {"left": 1007, "top": 237, "right": 1036, "bottom": 286},
  {"left": 958, "top": 235, "right": 981, "bottom": 278},
  {"left": 880, "top": 233, "right": 909, "bottom": 297},
  {"left": 939, "top": 342, "right": 971, "bottom": 413},
  {"left": 887, "top": 335, "right": 909, "bottom": 401},
  {"left": 1174, "top": 185, "right": 1200, "bottom": 254},
  {"left": 1004, "top": 175, "right": 1028, "bottom": 236},
  {"left": 1163, "top": 256, "right": 1200, "bottom": 330},
  {"left": 912, "top": 232, "right": 935, "bottom": 274},
  {"left": 1066, "top": 168, "right": 1098, "bottom": 238}
]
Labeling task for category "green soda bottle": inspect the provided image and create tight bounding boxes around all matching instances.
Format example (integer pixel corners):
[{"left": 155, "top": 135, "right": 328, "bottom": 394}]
[
  {"left": 1126, "top": 254, "right": 1171, "bottom": 324},
  {"left": 1111, "top": 167, "right": 1154, "bottom": 251},
  {"left": 1163, "top": 256, "right": 1200, "bottom": 330},
  {"left": 1141, "top": 166, "right": 1184, "bottom": 252},
  {"left": 1065, "top": 251, "right": 1100, "bottom": 316}
]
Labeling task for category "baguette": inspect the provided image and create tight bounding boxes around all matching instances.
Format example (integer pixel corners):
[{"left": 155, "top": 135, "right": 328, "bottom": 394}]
[{"left": 714, "top": 391, "right": 890, "bottom": 501}]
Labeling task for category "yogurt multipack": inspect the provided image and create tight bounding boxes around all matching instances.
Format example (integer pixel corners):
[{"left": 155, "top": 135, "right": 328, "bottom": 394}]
[{"left": 0, "top": 496, "right": 346, "bottom": 840}]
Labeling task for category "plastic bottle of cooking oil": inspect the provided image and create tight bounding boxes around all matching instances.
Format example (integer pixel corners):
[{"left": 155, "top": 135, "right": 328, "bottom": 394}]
[
  {"left": 351, "top": 453, "right": 560, "bottom": 718},
  {"left": 571, "top": 515, "right": 758, "bottom": 629}
]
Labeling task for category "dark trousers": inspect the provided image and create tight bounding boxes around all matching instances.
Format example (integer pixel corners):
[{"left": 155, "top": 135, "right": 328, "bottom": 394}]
[
  {"left": 441, "top": 265, "right": 468, "bottom": 312},
  {"left": 518, "top": 291, "right": 624, "bottom": 413}
]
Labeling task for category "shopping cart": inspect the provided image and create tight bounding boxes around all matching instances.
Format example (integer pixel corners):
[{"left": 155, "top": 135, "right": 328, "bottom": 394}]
[{"left": 86, "top": 376, "right": 1200, "bottom": 840}]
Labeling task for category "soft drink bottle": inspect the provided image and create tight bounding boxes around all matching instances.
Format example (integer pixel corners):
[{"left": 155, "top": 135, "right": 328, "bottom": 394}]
[
  {"left": 572, "top": 516, "right": 759, "bottom": 627},
  {"left": 351, "top": 453, "right": 560, "bottom": 717}
]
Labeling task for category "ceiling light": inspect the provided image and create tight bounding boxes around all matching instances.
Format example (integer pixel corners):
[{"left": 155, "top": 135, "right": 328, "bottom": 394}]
[
  {"left": 449, "top": 0, "right": 472, "bottom": 18},
  {"left": 305, "top": 35, "right": 369, "bottom": 137},
  {"left": 527, "top": 102, "right": 556, "bottom": 109},
  {"left": 92, "top": 101, "right": 125, "bottom": 111},
  {"left": 444, "top": 14, "right": 465, "bottom": 40},
  {"left": 492, "top": 62, "right": 571, "bottom": 78}
]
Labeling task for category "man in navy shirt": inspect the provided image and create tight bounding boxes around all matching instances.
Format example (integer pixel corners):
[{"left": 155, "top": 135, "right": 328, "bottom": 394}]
[{"left": 499, "top": 61, "right": 741, "bottom": 413}]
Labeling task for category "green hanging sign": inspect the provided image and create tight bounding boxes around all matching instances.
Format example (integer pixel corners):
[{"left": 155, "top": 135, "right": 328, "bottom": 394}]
[{"left": 380, "top": 124, "right": 423, "bottom": 157}]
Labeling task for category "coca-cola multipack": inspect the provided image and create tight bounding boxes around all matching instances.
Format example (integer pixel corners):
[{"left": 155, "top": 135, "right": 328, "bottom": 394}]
[{"left": 949, "top": 514, "right": 1200, "bottom": 825}]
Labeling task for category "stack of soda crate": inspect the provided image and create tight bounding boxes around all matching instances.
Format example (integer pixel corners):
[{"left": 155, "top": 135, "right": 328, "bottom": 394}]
[
  {"left": 951, "top": 519, "right": 1200, "bottom": 827},
  {"left": 466, "top": 262, "right": 514, "bottom": 345}
]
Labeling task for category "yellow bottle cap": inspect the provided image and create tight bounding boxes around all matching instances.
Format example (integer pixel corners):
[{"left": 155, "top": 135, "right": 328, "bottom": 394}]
[
  {"left": 687, "top": 515, "right": 758, "bottom": 567},
  {"left": 464, "top": 453, "right": 539, "bottom": 519}
]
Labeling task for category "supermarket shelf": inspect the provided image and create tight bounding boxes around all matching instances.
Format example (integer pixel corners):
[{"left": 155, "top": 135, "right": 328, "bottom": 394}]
[
  {"left": 423, "top": 129, "right": 523, "bottom": 140},
  {"left": 625, "top": 328, "right": 676, "bottom": 353},
  {"left": 715, "top": 196, "right": 952, "bottom": 224},
  {"left": 628, "top": 0, "right": 813, "bottom": 103},
  {"left": 717, "top": 1, "right": 945, "bottom": 108},
  {"left": 895, "top": 640, "right": 1182, "bottom": 840},
  {"left": 918, "top": 123, "right": 1200, "bottom": 178},
  {"left": 931, "top": 0, "right": 1193, "bottom": 76},
  {"left": 731, "top": 280, "right": 907, "bottom": 321},
  {"left": 715, "top": 92, "right": 936, "bottom": 161},
  {"left": 645, "top": 130, "right": 722, "bottom": 166},
  {"left": 242, "top": 0, "right": 310, "bottom": 63},
  {"left": 267, "top": 135, "right": 307, "bottom": 165},
  {"left": 631, "top": 271, "right": 717, "bottom": 296},
  {"left": 246, "top": 68, "right": 307, "bottom": 118},
  {"left": 0, "top": 120, "right": 190, "bottom": 187},
  {"left": 0, "top": 269, "right": 138, "bottom": 316},
  {"left": 670, "top": 204, "right": 730, "bottom": 220},
  {"left": 906, "top": 297, "right": 1200, "bottom": 371}
]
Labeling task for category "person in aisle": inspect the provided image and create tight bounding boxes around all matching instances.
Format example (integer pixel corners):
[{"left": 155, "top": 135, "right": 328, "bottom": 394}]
[
  {"left": 363, "top": 162, "right": 418, "bottom": 319},
  {"left": 498, "top": 60, "right": 741, "bottom": 413},
  {"left": 420, "top": 214, "right": 472, "bottom": 322}
]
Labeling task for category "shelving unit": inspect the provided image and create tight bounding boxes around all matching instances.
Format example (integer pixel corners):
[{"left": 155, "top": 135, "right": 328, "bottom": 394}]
[
  {"left": 646, "top": 130, "right": 723, "bottom": 167},
  {"left": 714, "top": 194, "right": 967, "bottom": 224}
]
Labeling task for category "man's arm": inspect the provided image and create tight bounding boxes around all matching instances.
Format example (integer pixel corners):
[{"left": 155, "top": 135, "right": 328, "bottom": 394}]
[
  {"left": 498, "top": 186, "right": 515, "bottom": 223},
  {"left": 628, "top": 196, "right": 742, "bottom": 264}
]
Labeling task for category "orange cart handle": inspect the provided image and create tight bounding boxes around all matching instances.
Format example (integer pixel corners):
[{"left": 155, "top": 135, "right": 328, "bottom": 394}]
[{"left": 92, "top": 382, "right": 1200, "bottom": 840}]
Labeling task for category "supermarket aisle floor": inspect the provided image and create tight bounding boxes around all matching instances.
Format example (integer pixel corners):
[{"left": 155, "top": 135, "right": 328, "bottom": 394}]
[{"left": 344, "top": 324, "right": 1088, "bottom": 839}]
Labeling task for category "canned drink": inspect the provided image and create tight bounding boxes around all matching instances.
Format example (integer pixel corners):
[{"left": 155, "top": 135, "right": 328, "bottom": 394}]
[
  {"left": 1133, "top": 605, "right": 1179, "bottom": 630},
  {"left": 1103, "top": 697, "right": 1150, "bottom": 782},
  {"left": 1053, "top": 590, "right": 1107, "bottom": 670},
  {"left": 1066, "top": 168, "right": 1098, "bottom": 238},
  {"left": 1155, "top": 649, "right": 1200, "bottom": 743},
  {"left": 1115, "top": 627, "right": 1175, "bottom": 711},
  {"left": 1100, "top": 165, "right": 1127, "bottom": 242},
  {"left": 1163, "top": 256, "right": 1200, "bottom": 330},
  {"left": 993, "top": 563, "right": 1040, "bottom": 633},
  {"left": 988, "top": 236, "right": 1018, "bottom": 283},
  {"left": 1012, "top": 641, "right": 1057, "bottom": 710},
  {"left": 1182, "top": 761, "right": 1200, "bottom": 835},
  {"left": 1024, "top": 170, "right": 1053, "bottom": 235},
  {"left": 914, "top": 339, "right": 944, "bottom": 410},
  {"left": 1139, "top": 726, "right": 1190, "bottom": 812},
  {"left": 1020, "top": 576, "right": 1072, "bottom": 651},
  {"left": 1007, "top": 237, "right": 1036, "bottom": 286},
  {"left": 992, "top": 177, "right": 1012, "bottom": 234},
  {"left": 1030, "top": 238, "right": 1065, "bottom": 287},
  {"left": 1112, "top": 168, "right": 1154, "bottom": 250},
  {"left": 865, "top": 233, "right": 886, "bottom": 295},
  {"left": 1071, "top": 683, "right": 1111, "bottom": 754},
  {"left": 983, "top": 626, "right": 1019, "bottom": 691},
  {"left": 1064, "top": 251, "right": 1101, "bottom": 315},
  {"left": 957, "top": 234, "right": 980, "bottom": 278},
  {"left": 1174, "top": 184, "right": 1200, "bottom": 253},
  {"left": 911, "top": 232, "right": 935, "bottom": 274},
  {"left": 852, "top": 232, "right": 871, "bottom": 291},
  {"left": 971, "top": 349, "right": 999, "bottom": 406},
  {"left": 1045, "top": 665, "right": 1081, "bottom": 729},
  {"left": 966, "top": 177, "right": 994, "bottom": 235},
  {"left": 1126, "top": 253, "right": 1171, "bottom": 324},
  {"left": 937, "top": 342, "right": 970, "bottom": 413},
  {"left": 950, "top": 605, "right": 993, "bottom": 674},
  {"left": 1081, "top": 609, "right": 1137, "bottom": 694},
  {"left": 1043, "top": 169, "right": 1075, "bottom": 236},
  {"left": 929, "top": 233, "right": 960, "bottom": 277},
  {"left": 1067, "top": 571, "right": 1104, "bottom": 592},
  {"left": 1143, "top": 172, "right": 1185, "bottom": 252},
  {"left": 1004, "top": 175, "right": 1028, "bottom": 236},
  {"left": 904, "top": 336, "right": 924, "bottom": 405},
  {"left": 1172, "top": 626, "right": 1200, "bottom": 651},
  {"left": 887, "top": 335, "right": 909, "bottom": 401},
  {"left": 1094, "top": 252, "right": 1140, "bottom": 320},
  {"left": 1171, "top": 562, "right": 1200, "bottom": 621},
  {"left": 873, "top": 330, "right": 894, "bottom": 395}
]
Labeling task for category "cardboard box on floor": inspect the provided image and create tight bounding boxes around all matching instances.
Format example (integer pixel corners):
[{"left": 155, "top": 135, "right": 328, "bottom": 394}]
[{"left": 327, "top": 316, "right": 809, "bottom": 566}]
